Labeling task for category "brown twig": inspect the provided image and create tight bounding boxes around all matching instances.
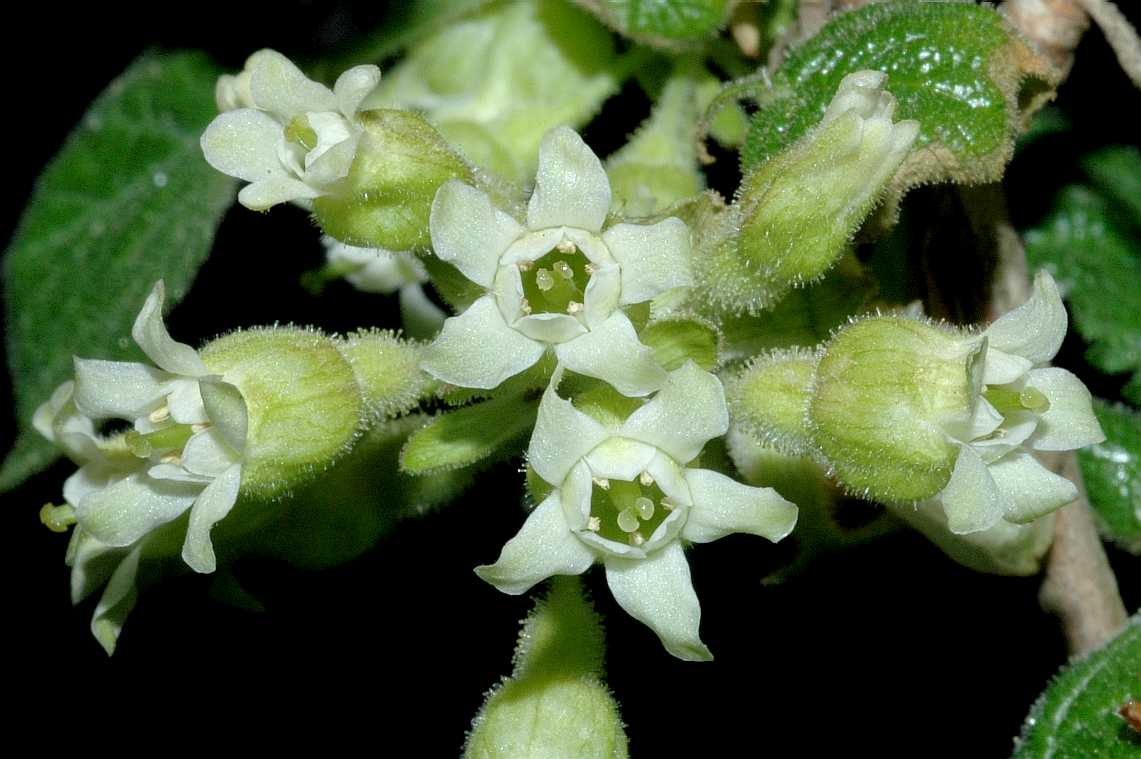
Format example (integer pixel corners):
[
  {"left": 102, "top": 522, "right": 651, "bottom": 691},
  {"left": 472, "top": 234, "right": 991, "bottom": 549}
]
[
  {"left": 1038, "top": 454, "right": 1129, "bottom": 655},
  {"left": 1074, "top": 0, "right": 1141, "bottom": 89}
]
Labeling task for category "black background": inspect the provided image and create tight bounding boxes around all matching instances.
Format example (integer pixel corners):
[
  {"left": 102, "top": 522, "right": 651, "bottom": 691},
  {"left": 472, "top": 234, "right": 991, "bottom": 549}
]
[{"left": 3, "top": 2, "right": 1139, "bottom": 754}]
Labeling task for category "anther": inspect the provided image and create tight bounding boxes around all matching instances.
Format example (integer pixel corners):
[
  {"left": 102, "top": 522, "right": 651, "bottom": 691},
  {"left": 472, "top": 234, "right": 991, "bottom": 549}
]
[
  {"left": 593, "top": 477, "right": 610, "bottom": 490},
  {"left": 517, "top": 259, "right": 533, "bottom": 272},
  {"left": 191, "top": 423, "right": 210, "bottom": 434},
  {"left": 587, "top": 516, "right": 601, "bottom": 532},
  {"left": 520, "top": 298, "right": 532, "bottom": 315},
  {"left": 556, "top": 239, "right": 576, "bottom": 254},
  {"left": 629, "top": 532, "right": 645, "bottom": 546},
  {"left": 639, "top": 471, "right": 654, "bottom": 486},
  {"left": 148, "top": 405, "right": 171, "bottom": 424},
  {"left": 566, "top": 301, "right": 583, "bottom": 315},
  {"left": 160, "top": 453, "right": 182, "bottom": 465},
  {"left": 660, "top": 497, "right": 677, "bottom": 511}
]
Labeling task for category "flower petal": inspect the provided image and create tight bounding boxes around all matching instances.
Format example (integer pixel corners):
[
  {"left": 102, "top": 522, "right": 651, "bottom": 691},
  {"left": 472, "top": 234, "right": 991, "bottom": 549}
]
[
  {"left": 683, "top": 468, "right": 798, "bottom": 543},
  {"left": 983, "top": 348, "right": 1034, "bottom": 386},
  {"left": 90, "top": 544, "right": 142, "bottom": 656},
  {"left": 583, "top": 437, "right": 659, "bottom": 481},
  {"left": 238, "top": 176, "right": 323, "bottom": 210},
  {"left": 431, "top": 180, "right": 523, "bottom": 288},
  {"left": 421, "top": 295, "right": 545, "bottom": 389},
  {"left": 1024, "top": 368, "right": 1105, "bottom": 451},
  {"left": 513, "top": 313, "right": 588, "bottom": 343},
  {"left": 247, "top": 48, "right": 336, "bottom": 120},
  {"left": 602, "top": 217, "right": 693, "bottom": 305},
  {"left": 604, "top": 543, "right": 712, "bottom": 661},
  {"left": 334, "top": 64, "right": 382, "bottom": 118},
  {"left": 983, "top": 270, "right": 1067, "bottom": 365},
  {"left": 940, "top": 444, "right": 1006, "bottom": 534},
  {"left": 990, "top": 451, "right": 1078, "bottom": 523},
  {"left": 620, "top": 361, "right": 728, "bottom": 463},
  {"left": 182, "top": 428, "right": 242, "bottom": 477},
  {"left": 68, "top": 528, "right": 127, "bottom": 605},
  {"left": 65, "top": 461, "right": 129, "bottom": 508},
  {"left": 131, "top": 281, "right": 208, "bottom": 376},
  {"left": 304, "top": 131, "right": 357, "bottom": 187},
  {"left": 76, "top": 471, "right": 199, "bottom": 547},
  {"left": 554, "top": 311, "right": 666, "bottom": 397},
  {"left": 182, "top": 464, "right": 243, "bottom": 573},
  {"left": 200, "top": 109, "right": 288, "bottom": 183},
  {"left": 167, "top": 378, "right": 208, "bottom": 426},
  {"left": 199, "top": 379, "right": 248, "bottom": 454},
  {"left": 73, "top": 358, "right": 170, "bottom": 420},
  {"left": 527, "top": 127, "right": 611, "bottom": 233},
  {"left": 475, "top": 493, "right": 596, "bottom": 595},
  {"left": 972, "top": 413, "right": 1039, "bottom": 463},
  {"left": 582, "top": 263, "right": 620, "bottom": 329},
  {"left": 528, "top": 384, "right": 609, "bottom": 486}
]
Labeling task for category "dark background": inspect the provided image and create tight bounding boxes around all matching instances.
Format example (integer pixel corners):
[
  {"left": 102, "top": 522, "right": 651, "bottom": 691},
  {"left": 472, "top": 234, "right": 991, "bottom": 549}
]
[{"left": 3, "top": 2, "right": 1138, "bottom": 754}]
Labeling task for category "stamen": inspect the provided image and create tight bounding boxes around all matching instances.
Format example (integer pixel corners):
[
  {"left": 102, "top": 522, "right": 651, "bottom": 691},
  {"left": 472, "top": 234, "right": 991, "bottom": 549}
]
[
  {"left": 639, "top": 471, "right": 654, "bottom": 486},
  {"left": 39, "top": 503, "right": 76, "bottom": 533},
  {"left": 660, "top": 496, "right": 677, "bottom": 511},
  {"left": 191, "top": 423, "right": 211, "bottom": 434},
  {"left": 160, "top": 453, "right": 182, "bottom": 465},
  {"left": 584, "top": 263, "right": 597, "bottom": 275},
  {"left": 520, "top": 298, "right": 533, "bottom": 315},
  {"left": 517, "top": 259, "right": 533, "bottom": 272},
  {"left": 593, "top": 477, "right": 610, "bottom": 490},
  {"left": 566, "top": 301, "right": 583, "bottom": 315},
  {"left": 617, "top": 507, "right": 641, "bottom": 533},
  {"left": 556, "top": 239, "right": 576, "bottom": 254},
  {"left": 634, "top": 496, "right": 655, "bottom": 520},
  {"left": 148, "top": 405, "right": 171, "bottom": 424},
  {"left": 536, "top": 268, "right": 555, "bottom": 291},
  {"left": 629, "top": 532, "right": 646, "bottom": 546},
  {"left": 587, "top": 516, "right": 601, "bottom": 532}
]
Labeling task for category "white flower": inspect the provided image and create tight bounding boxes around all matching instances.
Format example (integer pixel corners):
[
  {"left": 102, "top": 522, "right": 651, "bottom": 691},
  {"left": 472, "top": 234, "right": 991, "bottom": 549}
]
[
  {"left": 321, "top": 236, "right": 446, "bottom": 338},
  {"left": 476, "top": 363, "right": 798, "bottom": 660},
  {"left": 69, "top": 280, "right": 246, "bottom": 574},
  {"left": 201, "top": 49, "right": 381, "bottom": 211},
  {"left": 936, "top": 271, "right": 1105, "bottom": 534},
  {"left": 421, "top": 126, "right": 693, "bottom": 397}
]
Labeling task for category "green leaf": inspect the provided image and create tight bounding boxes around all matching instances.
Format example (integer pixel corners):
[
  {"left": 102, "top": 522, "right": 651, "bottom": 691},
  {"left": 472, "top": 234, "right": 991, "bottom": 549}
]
[
  {"left": 576, "top": 0, "right": 731, "bottom": 48},
  {"left": 400, "top": 393, "right": 538, "bottom": 475},
  {"left": 1082, "top": 146, "right": 1141, "bottom": 224},
  {"left": 1013, "top": 613, "right": 1141, "bottom": 758},
  {"left": 1, "top": 51, "right": 236, "bottom": 491},
  {"left": 1024, "top": 185, "right": 1141, "bottom": 403},
  {"left": 741, "top": 1, "right": 1055, "bottom": 191},
  {"left": 1079, "top": 401, "right": 1141, "bottom": 555}
]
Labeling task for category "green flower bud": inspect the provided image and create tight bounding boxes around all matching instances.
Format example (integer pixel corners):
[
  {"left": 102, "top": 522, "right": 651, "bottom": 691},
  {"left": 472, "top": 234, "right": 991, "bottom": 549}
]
[
  {"left": 728, "top": 347, "right": 818, "bottom": 454},
  {"left": 808, "top": 316, "right": 981, "bottom": 503},
  {"left": 313, "top": 109, "right": 472, "bottom": 251},
  {"left": 464, "top": 578, "right": 628, "bottom": 759},
  {"left": 698, "top": 71, "right": 918, "bottom": 314},
  {"left": 200, "top": 327, "right": 365, "bottom": 497},
  {"left": 336, "top": 329, "right": 433, "bottom": 424}
]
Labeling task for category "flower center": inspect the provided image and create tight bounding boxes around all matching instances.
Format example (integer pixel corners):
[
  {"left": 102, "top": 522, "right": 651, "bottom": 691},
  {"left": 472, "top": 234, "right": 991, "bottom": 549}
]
[
  {"left": 588, "top": 471, "right": 676, "bottom": 547},
  {"left": 982, "top": 385, "right": 1050, "bottom": 416},
  {"left": 519, "top": 241, "right": 593, "bottom": 317},
  {"left": 284, "top": 115, "right": 319, "bottom": 152}
]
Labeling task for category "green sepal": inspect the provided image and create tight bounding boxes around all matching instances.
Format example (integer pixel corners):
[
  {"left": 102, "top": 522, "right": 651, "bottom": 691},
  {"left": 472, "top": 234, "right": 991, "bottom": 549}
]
[
  {"left": 200, "top": 327, "right": 364, "bottom": 498},
  {"left": 313, "top": 109, "right": 472, "bottom": 251},
  {"left": 1079, "top": 400, "right": 1141, "bottom": 555},
  {"left": 1014, "top": 613, "right": 1141, "bottom": 759},
  {"left": 399, "top": 393, "right": 539, "bottom": 475}
]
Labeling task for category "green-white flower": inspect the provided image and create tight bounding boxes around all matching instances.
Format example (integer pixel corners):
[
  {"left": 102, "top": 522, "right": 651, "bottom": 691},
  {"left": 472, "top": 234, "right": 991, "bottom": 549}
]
[
  {"left": 476, "top": 363, "right": 798, "bottom": 660},
  {"left": 421, "top": 127, "right": 692, "bottom": 397},
  {"left": 70, "top": 281, "right": 247, "bottom": 574},
  {"left": 935, "top": 271, "right": 1104, "bottom": 533},
  {"left": 201, "top": 49, "right": 381, "bottom": 210}
]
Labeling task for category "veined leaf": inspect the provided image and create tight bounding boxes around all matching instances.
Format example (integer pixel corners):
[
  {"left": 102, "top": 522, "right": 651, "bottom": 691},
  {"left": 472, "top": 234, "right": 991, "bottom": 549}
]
[
  {"left": 1079, "top": 401, "right": 1141, "bottom": 555},
  {"left": 574, "top": 0, "right": 732, "bottom": 49},
  {"left": 1, "top": 51, "right": 236, "bottom": 491}
]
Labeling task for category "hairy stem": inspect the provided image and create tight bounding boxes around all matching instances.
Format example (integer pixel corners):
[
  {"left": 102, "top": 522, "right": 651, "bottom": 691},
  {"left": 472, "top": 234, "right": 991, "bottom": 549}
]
[{"left": 1074, "top": 0, "right": 1141, "bottom": 89}]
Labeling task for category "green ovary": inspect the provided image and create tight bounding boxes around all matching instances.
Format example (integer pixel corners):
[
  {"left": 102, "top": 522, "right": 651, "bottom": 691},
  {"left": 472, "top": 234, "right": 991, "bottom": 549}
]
[
  {"left": 519, "top": 245, "right": 592, "bottom": 316},
  {"left": 588, "top": 474, "right": 675, "bottom": 547},
  {"left": 983, "top": 385, "right": 1051, "bottom": 417}
]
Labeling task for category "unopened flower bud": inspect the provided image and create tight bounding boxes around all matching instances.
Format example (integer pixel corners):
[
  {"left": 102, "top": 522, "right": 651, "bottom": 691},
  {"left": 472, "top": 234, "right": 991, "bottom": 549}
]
[{"left": 728, "top": 347, "right": 818, "bottom": 454}]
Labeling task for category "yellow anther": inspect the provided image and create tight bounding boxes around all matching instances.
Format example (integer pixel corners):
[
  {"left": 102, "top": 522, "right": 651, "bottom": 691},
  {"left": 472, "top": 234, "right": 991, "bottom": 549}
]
[
  {"left": 160, "top": 453, "right": 182, "bottom": 465},
  {"left": 148, "top": 405, "right": 171, "bottom": 424},
  {"left": 592, "top": 477, "right": 610, "bottom": 490},
  {"left": 629, "top": 531, "right": 646, "bottom": 546},
  {"left": 556, "top": 239, "right": 576, "bottom": 254},
  {"left": 639, "top": 471, "right": 654, "bottom": 486},
  {"left": 587, "top": 516, "right": 602, "bottom": 532},
  {"left": 566, "top": 301, "right": 583, "bottom": 315}
]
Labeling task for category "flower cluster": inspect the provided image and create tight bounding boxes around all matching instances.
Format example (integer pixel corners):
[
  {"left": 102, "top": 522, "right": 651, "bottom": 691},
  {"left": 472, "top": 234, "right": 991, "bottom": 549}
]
[{"left": 423, "top": 126, "right": 799, "bottom": 658}]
